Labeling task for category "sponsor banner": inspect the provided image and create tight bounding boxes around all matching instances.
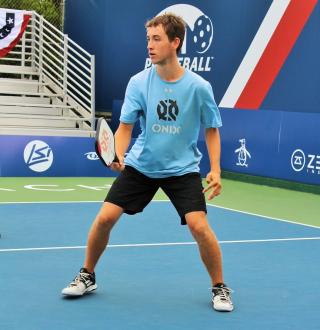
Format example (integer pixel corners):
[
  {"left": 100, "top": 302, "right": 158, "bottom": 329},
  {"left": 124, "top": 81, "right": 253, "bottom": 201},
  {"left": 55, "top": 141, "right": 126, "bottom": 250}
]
[
  {"left": 0, "top": 135, "right": 114, "bottom": 177},
  {"left": 279, "top": 111, "right": 320, "bottom": 184},
  {"left": 106, "top": 100, "right": 320, "bottom": 184},
  {"left": 65, "top": 0, "right": 319, "bottom": 113},
  {"left": 218, "top": 109, "right": 320, "bottom": 185},
  {"left": 219, "top": 109, "right": 281, "bottom": 177},
  {"left": 0, "top": 116, "right": 318, "bottom": 185}
]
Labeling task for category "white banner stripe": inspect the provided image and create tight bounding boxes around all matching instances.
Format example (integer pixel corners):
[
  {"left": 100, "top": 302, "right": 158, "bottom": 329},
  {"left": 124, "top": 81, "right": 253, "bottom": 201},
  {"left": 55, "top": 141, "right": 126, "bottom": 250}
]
[{"left": 219, "top": 0, "right": 290, "bottom": 108}]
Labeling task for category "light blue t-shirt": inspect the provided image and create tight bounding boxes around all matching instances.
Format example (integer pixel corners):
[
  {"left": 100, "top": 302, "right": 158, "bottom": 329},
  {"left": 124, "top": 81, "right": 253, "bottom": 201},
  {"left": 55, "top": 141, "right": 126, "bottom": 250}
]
[{"left": 120, "top": 66, "right": 222, "bottom": 178}]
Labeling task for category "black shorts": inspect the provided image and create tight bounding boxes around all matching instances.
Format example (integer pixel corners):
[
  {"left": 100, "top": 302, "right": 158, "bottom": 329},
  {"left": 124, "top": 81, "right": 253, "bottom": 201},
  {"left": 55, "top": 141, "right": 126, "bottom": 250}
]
[{"left": 105, "top": 166, "right": 207, "bottom": 225}]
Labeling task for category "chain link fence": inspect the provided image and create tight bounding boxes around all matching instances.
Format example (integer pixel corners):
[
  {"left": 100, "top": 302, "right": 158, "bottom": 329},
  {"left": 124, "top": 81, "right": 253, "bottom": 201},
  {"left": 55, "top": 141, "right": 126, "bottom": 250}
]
[{"left": 0, "top": 0, "right": 65, "bottom": 30}]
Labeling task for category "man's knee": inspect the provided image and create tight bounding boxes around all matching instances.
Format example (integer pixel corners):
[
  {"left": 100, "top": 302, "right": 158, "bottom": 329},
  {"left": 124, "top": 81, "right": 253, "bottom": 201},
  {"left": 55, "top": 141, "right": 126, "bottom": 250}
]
[
  {"left": 96, "top": 213, "right": 117, "bottom": 229},
  {"left": 96, "top": 202, "right": 123, "bottom": 229},
  {"left": 186, "top": 212, "right": 211, "bottom": 239}
]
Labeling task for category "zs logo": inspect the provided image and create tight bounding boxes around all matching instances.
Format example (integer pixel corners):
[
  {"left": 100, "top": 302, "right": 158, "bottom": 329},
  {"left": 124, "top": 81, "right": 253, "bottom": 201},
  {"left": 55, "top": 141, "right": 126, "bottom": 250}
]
[
  {"left": 157, "top": 99, "right": 179, "bottom": 121},
  {"left": 291, "top": 149, "right": 320, "bottom": 175}
]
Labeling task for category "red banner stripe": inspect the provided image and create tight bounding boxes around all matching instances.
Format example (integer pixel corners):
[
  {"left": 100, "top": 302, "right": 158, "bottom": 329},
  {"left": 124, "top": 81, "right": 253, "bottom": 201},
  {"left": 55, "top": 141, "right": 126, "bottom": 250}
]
[
  {"left": 0, "top": 14, "right": 31, "bottom": 58},
  {"left": 235, "top": 0, "right": 317, "bottom": 110}
]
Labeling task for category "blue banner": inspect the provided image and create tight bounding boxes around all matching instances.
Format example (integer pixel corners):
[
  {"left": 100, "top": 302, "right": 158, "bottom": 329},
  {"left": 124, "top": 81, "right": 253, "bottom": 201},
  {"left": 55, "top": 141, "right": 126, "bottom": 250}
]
[
  {"left": 0, "top": 110, "right": 319, "bottom": 185},
  {"left": 2, "top": 1, "right": 318, "bottom": 184},
  {"left": 217, "top": 109, "right": 320, "bottom": 185},
  {"left": 0, "top": 135, "right": 113, "bottom": 177},
  {"left": 65, "top": 0, "right": 320, "bottom": 114}
]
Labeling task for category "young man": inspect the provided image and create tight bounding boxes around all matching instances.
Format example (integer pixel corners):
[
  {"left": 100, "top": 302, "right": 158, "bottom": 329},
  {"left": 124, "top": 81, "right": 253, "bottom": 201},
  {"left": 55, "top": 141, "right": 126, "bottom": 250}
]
[{"left": 62, "top": 13, "right": 234, "bottom": 312}]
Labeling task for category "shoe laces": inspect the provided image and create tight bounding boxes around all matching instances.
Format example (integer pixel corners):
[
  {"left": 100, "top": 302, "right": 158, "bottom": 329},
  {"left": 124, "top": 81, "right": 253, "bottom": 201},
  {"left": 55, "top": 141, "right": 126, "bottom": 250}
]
[
  {"left": 70, "top": 272, "right": 92, "bottom": 287},
  {"left": 212, "top": 285, "right": 233, "bottom": 302}
]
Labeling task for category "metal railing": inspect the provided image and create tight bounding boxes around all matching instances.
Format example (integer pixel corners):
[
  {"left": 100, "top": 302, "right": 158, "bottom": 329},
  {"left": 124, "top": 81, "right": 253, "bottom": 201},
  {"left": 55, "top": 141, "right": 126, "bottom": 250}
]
[{"left": 0, "top": 10, "right": 95, "bottom": 131}]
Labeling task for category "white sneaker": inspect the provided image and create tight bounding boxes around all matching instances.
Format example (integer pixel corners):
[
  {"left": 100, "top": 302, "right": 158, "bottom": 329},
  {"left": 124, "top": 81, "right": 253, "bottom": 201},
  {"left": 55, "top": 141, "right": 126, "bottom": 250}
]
[
  {"left": 62, "top": 268, "right": 97, "bottom": 296},
  {"left": 212, "top": 283, "right": 234, "bottom": 312}
]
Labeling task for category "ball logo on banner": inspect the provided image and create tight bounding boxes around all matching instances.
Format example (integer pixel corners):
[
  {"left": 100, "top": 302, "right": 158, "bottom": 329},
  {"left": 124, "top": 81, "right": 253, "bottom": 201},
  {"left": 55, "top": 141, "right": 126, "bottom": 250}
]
[
  {"left": 145, "top": 4, "right": 214, "bottom": 72},
  {"left": 24, "top": 140, "right": 53, "bottom": 172}
]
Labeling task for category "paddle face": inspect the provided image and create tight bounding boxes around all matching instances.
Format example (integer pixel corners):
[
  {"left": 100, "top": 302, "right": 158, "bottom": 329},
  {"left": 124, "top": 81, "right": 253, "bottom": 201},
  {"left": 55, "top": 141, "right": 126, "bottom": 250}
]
[{"left": 95, "top": 118, "right": 116, "bottom": 166}]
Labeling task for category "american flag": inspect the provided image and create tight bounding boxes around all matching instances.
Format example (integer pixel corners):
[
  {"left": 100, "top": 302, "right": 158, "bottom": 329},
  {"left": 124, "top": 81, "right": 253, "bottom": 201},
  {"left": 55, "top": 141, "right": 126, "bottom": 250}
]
[{"left": 0, "top": 9, "right": 31, "bottom": 58}]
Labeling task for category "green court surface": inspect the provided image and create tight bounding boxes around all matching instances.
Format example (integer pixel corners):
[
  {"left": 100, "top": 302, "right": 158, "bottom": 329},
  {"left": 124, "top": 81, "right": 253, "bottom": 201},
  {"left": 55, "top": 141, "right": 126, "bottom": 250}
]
[{"left": 0, "top": 177, "right": 319, "bottom": 227}]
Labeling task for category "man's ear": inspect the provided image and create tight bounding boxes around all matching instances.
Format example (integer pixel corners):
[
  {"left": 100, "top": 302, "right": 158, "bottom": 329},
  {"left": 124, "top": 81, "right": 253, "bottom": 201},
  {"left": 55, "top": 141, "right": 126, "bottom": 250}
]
[{"left": 173, "top": 37, "right": 181, "bottom": 51}]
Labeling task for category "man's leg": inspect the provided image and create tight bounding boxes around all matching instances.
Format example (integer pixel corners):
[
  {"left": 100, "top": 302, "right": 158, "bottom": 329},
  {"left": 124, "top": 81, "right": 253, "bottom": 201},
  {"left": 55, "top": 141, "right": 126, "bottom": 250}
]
[
  {"left": 61, "top": 202, "right": 123, "bottom": 296},
  {"left": 185, "top": 211, "right": 223, "bottom": 286},
  {"left": 83, "top": 167, "right": 157, "bottom": 273},
  {"left": 185, "top": 211, "right": 233, "bottom": 311},
  {"left": 84, "top": 202, "right": 123, "bottom": 273}
]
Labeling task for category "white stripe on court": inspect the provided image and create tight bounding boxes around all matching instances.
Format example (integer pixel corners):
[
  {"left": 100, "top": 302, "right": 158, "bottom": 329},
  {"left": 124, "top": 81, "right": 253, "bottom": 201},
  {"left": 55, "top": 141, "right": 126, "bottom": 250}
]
[
  {"left": 206, "top": 203, "right": 320, "bottom": 230},
  {"left": 1, "top": 237, "right": 320, "bottom": 253},
  {"left": 0, "top": 199, "right": 319, "bottom": 229},
  {"left": 219, "top": 0, "right": 290, "bottom": 108}
]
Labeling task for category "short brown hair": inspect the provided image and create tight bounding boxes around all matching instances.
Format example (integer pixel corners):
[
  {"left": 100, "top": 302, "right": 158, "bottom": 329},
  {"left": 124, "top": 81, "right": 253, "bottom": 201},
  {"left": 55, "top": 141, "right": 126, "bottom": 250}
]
[{"left": 145, "top": 13, "right": 186, "bottom": 54}]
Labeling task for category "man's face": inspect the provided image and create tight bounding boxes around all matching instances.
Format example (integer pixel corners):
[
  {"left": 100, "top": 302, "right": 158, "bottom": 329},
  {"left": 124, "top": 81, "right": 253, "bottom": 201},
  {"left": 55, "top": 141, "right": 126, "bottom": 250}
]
[{"left": 147, "top": 24, "right": 178, "bottom": 65}]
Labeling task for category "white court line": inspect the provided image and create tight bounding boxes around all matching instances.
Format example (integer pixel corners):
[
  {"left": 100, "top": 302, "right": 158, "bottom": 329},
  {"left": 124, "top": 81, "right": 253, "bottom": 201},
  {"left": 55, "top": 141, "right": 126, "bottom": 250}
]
[
  {"left": 1, "top": 199, "right": 319, "bottom": 229},
  {"left": 207, "top": 203, "right": 320, "bottom": 230},
  {"left": 1, "top": 237, "right": 320, "bottom": 253}
]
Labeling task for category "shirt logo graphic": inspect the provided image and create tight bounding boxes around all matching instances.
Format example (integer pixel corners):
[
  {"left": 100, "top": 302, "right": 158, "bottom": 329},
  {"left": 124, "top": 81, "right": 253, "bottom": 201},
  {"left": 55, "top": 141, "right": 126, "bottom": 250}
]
[
  {"left": 24, "top": 140, "right": 53, "bottom": 172},
  {"left": 153, "top": 99, "right": 181, "bottom": 134},
  {"left": 157, "top": 99, "right": 179, "bottom": 121},
  {"left": 235, "top": 138, "right": 251, "bottom": 167}
]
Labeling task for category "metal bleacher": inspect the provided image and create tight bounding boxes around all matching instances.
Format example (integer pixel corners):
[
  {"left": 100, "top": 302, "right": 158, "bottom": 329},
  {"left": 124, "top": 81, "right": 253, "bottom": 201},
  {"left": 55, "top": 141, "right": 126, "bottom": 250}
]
[{"left": 0, "top": 10, "right": 95, "bottom": 137}]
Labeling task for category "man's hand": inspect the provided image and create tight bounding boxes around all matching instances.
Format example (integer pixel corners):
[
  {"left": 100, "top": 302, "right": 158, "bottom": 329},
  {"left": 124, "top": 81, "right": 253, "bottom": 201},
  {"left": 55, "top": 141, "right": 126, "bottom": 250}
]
[
  {"left": 109, "top": 155, "right": 125, "bottom": 172},
  {"left": 202, "top": 171, "right": 222, "bottom": 200}
]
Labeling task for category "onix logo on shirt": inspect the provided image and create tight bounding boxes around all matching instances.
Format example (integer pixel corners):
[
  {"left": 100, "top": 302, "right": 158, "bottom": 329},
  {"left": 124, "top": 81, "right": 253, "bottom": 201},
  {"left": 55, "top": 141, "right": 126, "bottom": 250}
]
[
  {"left": 153, "top": 99, "right": 181, "bottom": 134},
  {"left": 157, "top": 99, "right": 179, "bottom": 121}
]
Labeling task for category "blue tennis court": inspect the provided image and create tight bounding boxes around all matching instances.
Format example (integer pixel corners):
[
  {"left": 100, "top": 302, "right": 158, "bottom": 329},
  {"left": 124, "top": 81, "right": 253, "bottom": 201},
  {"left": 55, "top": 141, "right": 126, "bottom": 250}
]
[{"left": 0, "top": 201, "right": 319, "bottom": 330}]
